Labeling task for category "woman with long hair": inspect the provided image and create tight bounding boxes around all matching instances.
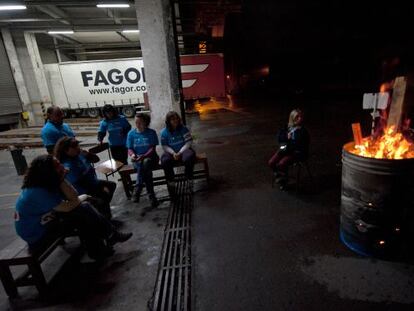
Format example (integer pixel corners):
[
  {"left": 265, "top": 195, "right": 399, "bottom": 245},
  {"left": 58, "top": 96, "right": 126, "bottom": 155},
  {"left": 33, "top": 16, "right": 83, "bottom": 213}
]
[
  {"left": 268, "top": 109, "right": 310, "bottom": 190},
  {"left": 126, "top": 113, "right": 159, "bottom": 206},
  {"left": 14, "top": 155, "right": 132, "bottom": 259},
  {"left": 54, "top": 137, "right": 116, "bottom": 219},
  {"left": 97, "top": 105, "right": 131, "bottom": 164},
  {"left": 160, "top": 111, "right": 196, "bottom": 186}
]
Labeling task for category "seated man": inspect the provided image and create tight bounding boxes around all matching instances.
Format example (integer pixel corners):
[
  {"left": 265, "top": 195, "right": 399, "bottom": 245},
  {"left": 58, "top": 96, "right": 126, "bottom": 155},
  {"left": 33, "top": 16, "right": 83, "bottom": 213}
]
[{"left": 41, "top": 106, "right": 75, "bottom": 154}]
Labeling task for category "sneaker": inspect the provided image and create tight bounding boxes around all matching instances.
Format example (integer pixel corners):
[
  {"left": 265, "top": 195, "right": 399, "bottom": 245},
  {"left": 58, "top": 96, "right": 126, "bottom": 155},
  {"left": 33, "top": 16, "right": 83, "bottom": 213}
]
[
  {"left": 108, "top": 231, "right": 133, "bottom": 246},
  {"left": 132, "top": 186, "right": 142, "bottom": 203},
  {"left": 149, "top": 193, "right": 159, "bottom": 208}
]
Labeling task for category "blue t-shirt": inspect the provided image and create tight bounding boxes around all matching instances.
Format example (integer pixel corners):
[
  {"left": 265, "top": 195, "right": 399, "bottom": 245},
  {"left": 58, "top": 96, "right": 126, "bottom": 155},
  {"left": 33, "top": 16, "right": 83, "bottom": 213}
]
[
  {"left": 126, "top": 128, "right": 159, "bottom": 155},
  {"left": 41, "top": 120, "right": 75, "bottom": 147},
  {"left": 160, "top": 126, "right": 192, "bottom": 153},
  {"left": 15, "top": 187, "right": 63, "bottom": 245},
  {"left": 62, "top": 154, "right": 98, "bottom": 195},
  {"left": 98, "top": 115, "right": 131, "bottom": 147}
]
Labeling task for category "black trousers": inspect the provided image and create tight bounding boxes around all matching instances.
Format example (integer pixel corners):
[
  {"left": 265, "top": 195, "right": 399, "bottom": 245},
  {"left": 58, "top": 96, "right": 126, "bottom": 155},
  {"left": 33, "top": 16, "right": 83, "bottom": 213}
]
[
  {"left": 29, "top": 202, "right": 114, "bottom": 258},
  {"left": 110, "top": 146, "right": 128, "bottom": 165},
  {"left": 88, "top": 180, "right": 117, "bottom": 219},
  {"left": 161, "top": 149, "right": 196, "bottom": 181}
]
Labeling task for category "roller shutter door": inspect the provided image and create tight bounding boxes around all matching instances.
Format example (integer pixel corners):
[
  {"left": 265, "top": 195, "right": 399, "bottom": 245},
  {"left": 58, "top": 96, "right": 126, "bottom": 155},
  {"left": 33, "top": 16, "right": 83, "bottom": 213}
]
[{"left": 0, "top": 35, "right": 22, "bottom": 125}]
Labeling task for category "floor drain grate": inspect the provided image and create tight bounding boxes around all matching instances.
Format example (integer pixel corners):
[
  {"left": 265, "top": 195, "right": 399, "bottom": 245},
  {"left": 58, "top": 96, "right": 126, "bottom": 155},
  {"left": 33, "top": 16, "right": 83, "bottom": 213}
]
[{"left": 151, "top": 180, "right": 193, "bottom": 311}]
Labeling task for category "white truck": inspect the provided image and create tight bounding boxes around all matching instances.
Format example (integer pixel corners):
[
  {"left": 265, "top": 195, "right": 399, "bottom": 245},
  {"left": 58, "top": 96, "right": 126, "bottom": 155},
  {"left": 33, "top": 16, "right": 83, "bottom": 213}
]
[
  {"left": 44, "top": 58, "right": 146, "bottom": 118},
  {"left": 43, "top": 54, "right": 226, "bottom": 118}
]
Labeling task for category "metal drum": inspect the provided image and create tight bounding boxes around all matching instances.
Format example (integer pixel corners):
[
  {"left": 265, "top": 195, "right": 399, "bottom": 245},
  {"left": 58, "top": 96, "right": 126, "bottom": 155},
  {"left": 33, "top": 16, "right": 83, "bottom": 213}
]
[{"left": 340, "top": 142, "right": 414, "bottom": 256}]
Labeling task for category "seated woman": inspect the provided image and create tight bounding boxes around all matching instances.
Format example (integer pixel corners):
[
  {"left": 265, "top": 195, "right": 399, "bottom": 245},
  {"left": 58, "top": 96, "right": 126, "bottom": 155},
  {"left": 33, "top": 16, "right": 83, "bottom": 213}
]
[
  {"left": 160, "top": 111, "right": 196, "bottom": 185},
  {"left": 126, "top": 113, "right": 159, "bottom": 206},
  {"left": 268, "top": 109, "right": 310, "bottom": 190},
  {"left": 97, "top": 104, "right": 131, "bottom": 165},
  {"left": 14, "top": 155, "right": 132, "bottom": 259},
  {"left": 54, "top": 137, "right": 116, "bottom": 219}
]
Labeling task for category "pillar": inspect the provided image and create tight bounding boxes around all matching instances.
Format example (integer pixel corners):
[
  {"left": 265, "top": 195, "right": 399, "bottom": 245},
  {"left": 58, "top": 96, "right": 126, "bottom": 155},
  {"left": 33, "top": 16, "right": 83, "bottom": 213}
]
[
  {"left": 24, "top": 32, "right": 51, "bottom": 104},
  {"left": 135, "top": 0, "right": 183, "bottom": 130},
  {"left": 1, "top": 29, "right": 31, "bottom": 120},
  {"left": 2, "top": 30, "right": 53, "bottom": 125}
]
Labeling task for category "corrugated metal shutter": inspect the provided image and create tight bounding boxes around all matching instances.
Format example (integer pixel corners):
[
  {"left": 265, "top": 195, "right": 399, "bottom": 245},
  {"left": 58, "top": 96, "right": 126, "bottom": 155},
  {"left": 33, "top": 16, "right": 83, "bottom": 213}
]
[{"left": 0, "top": 35, "right": 22, "bottom": 125}]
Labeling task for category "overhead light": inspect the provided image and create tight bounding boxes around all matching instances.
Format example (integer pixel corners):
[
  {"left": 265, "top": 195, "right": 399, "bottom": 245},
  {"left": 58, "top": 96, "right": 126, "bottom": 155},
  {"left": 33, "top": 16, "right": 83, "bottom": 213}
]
[
  {"left": 122, "top": 29, "right": 139, "bottom": 33},
  {"left": 97, "top": 3, "right": 130, "bottom": 8},
  {"left": 0, "top": 5, "right": 27, "bottom": 11},
  {"left": 48, "top": 30, "right": 75, "bottom": 34}
]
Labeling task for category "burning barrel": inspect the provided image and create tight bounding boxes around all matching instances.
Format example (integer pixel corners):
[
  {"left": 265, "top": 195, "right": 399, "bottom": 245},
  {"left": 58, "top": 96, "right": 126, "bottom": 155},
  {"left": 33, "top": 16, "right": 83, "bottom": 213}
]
[{"left": 340, "top": 132, "right": 414, "bottom": 257}]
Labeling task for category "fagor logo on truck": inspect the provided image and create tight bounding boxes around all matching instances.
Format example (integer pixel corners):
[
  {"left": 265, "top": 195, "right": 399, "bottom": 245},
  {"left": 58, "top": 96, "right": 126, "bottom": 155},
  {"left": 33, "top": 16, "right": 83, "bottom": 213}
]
[{"left": 81, "top": 67, "right": 146, "bottom": 87}]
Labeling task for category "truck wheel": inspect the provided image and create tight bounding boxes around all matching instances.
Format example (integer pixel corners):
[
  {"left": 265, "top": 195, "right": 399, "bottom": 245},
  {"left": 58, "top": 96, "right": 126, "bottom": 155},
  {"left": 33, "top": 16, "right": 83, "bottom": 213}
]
[
  {"left": 122, "top": 106, "right": 135, "bottom": 118},
  {"left": 87, "top": 108, "right": 100, "bottom": 118}
]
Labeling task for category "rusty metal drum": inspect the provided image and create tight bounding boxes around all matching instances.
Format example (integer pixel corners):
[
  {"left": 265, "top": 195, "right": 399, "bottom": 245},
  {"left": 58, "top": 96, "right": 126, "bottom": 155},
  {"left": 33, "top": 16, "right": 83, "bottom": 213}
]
[{"left": 340, "top": 142, "right": 414, "bottom": 256}]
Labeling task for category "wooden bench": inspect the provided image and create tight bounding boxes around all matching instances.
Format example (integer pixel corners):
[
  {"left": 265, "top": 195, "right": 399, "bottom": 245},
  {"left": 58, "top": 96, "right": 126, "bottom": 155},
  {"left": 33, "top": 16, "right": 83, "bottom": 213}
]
[
  {"left": 0, "top": 235, "right": 74, "bottom": 298},
  {"left": 119, "top": 153, "right": 210, "bottom": 199}
]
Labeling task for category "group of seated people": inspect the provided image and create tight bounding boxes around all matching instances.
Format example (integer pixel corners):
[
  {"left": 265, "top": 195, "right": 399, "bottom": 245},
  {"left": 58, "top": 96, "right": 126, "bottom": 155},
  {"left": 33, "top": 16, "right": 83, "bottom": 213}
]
[{"left": 15, "top": 105, "right": 196, "bottom": 259}]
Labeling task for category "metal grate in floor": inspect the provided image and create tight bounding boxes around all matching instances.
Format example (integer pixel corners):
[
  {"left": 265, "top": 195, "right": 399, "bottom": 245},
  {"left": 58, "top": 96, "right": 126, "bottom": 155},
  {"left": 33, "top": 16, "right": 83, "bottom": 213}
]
[{"left": 151, "top": 179, "right": 193, "bottom": 311}]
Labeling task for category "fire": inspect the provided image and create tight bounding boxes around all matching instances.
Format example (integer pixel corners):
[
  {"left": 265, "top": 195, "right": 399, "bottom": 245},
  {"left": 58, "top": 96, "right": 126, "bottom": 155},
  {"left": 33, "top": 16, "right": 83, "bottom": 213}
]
[{"left": 351, "top": 126, "right": 414, "bottom": 159}]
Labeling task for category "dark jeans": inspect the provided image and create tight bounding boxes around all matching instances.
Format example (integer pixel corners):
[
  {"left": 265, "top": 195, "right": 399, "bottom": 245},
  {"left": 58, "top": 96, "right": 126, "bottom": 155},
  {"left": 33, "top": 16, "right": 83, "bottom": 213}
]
[
  {"left": 133, "top": 154, "right": 159, "bottom": 195},
  {"left": 161, "top": 149, "right": 196, "bottom": 181},
  {"left": 29, "top": 202, "right": 114, "bottom": 258},
  {"left": 88, "top": 180, "right": 117, "bottom": 219},
  {"left": 110, "top": 145, "right": 128, "bottom": 165}
]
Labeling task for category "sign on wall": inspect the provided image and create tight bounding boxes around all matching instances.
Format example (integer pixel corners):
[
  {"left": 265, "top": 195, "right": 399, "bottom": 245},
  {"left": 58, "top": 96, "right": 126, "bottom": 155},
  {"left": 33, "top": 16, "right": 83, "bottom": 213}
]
[{"left": 59, "top": 58, "right": 146, "bottom": 104}]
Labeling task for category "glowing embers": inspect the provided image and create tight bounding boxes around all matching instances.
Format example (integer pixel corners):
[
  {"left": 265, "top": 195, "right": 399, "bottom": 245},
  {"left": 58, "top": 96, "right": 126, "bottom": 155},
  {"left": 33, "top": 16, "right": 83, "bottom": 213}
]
[{"left": 350, "top": 126, "right": 414, "bottom": 159}]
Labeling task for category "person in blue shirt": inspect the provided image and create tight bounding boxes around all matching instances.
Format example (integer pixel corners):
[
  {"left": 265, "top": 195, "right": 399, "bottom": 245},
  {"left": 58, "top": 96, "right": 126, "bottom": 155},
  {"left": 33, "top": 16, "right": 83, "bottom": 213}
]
[
  {"left": 97, "top": 105, "right": 131, "bottom": 165},
  {"left": 160, "top": 111, "right": 196, "bottom": 183},
  {"left": 54, "top": 137, "right": 116, "bottom": 219},
  {"left": 41, "top": 106, "right": 75, "bottom": 154},
  {"left": 15, "top": 154, "right": 132, "bottom": 259},
  {"left": 126, "top": 113, "right": 159, "bottom": 206}
]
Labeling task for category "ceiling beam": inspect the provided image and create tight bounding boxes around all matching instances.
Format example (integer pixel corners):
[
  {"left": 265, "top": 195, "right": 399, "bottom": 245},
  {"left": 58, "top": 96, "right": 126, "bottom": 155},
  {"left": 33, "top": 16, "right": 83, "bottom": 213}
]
[
  {"left": 5, "top": 24, "right": 139, "bottom": 32},
  {"left": 0, "top": 17, "right": 137, "bottom": 23},
  {"left": 68, "top": 49, "right": 141, "bottom": 55},
  {"left": 44, "top": 42, "right": 141, "bottom": 50},
  {"left": 35, "top": 5, "right": 71, "bottom": 25},
  {"left": 25, "top": 0, "right": 134, "bottom": 6}
]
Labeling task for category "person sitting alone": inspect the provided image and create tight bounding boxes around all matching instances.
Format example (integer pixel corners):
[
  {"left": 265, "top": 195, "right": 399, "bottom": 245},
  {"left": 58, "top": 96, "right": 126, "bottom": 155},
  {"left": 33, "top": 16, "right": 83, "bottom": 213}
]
[
  {"left": 126, "top": 113, "right": 159, "bottom": 206},
  {"left": 97, "top": 105, "right": 131, "bottom": 165},
  {"left": 160, "top": 111, "right": 196, "bottom": 192},
  {"left": 41, "top": 106, "right": 75, "bottom": 154},
  {"left": 54, "top": 137, "right": 116, "bottom": 219},
  {"left": 14, "top": 155, "right": 132, "bottom": 260},
  {"left": 268, "top": 109, "right": 310, "bottom": 190}
]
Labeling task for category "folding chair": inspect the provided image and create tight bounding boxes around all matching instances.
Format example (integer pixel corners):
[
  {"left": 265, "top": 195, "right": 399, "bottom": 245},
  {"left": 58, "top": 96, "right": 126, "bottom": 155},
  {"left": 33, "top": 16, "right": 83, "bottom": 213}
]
[{"left": 88, "top": 143, "right": 124, "bottom": 180}]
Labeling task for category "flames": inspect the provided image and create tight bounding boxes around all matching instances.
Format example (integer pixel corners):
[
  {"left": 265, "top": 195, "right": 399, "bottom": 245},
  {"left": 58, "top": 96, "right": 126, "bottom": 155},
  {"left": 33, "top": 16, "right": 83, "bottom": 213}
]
[{"left": 351, "top": 126, "right": 414, "bottom": 159}]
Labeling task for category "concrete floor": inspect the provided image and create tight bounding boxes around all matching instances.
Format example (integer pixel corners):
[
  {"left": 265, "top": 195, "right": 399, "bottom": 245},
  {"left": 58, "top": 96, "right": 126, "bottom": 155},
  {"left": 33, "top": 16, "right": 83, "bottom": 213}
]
[
  {"left": 189, "top": 96, "right": 414, "bottom": 310},
  {"left": 0, "top": 147, "right": 170, "bottom": 310},
  {"left": 0, "top": 96, "right": 414, "bottom": 310}
]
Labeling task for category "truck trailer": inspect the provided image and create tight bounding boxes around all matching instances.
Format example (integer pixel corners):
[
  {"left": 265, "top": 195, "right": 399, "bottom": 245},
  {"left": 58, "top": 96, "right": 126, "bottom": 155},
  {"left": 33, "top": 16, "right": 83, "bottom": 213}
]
[{"left": 44, "top": 53, "right": 226, "bottom": 118}]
